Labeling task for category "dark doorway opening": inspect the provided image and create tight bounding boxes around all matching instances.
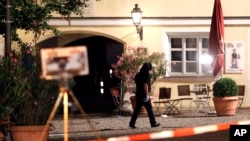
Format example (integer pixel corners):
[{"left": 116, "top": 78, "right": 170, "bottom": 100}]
[{"left": 64, "top": 36, "right": 123, "bottom": 114}]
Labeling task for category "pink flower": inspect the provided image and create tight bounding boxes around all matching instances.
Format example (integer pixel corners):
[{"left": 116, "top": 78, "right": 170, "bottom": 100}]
[
  {"left": 111, "top": 46, "right": 167, "bottom": 94},
  {"left": 26, "top": 50, "right": 31, "bottom": 54},
  {"left": 12, "top": 58, "right": 18, "bottom": 64},
  {"left": 117, "top": 60, "right": 123, "bottom": 67}
]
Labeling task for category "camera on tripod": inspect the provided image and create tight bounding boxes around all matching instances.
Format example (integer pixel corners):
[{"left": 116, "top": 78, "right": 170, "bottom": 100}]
[{"left": 40, "top": 46, "right": 89, "bottom": 80}]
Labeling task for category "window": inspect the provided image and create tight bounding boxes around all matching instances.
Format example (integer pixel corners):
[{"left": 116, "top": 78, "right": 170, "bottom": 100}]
[{"left": 168, "top": 34, "right": 213, "bottom": 76}]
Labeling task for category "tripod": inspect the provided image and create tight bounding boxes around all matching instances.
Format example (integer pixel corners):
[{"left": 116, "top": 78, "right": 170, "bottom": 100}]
[{"left": 39, "top": 67, "right": 100, "bottom": 141}]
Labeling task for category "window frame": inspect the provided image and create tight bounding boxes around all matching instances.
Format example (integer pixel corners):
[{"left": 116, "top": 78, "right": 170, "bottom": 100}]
[{"left": 164, "top": 31, "right": 213, "bottom": 77}]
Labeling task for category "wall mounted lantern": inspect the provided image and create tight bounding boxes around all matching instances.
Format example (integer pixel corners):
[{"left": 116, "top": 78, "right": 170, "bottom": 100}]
[{"left": 131, "top": 4, "right": 143, "bottom": 40}]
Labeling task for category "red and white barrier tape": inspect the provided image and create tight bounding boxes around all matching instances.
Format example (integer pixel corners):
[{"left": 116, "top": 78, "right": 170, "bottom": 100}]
[{"left": 93, "top": 120, "right": 250, "bottom": 141}]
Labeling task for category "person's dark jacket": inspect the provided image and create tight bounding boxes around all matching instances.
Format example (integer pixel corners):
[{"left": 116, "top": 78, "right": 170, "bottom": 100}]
[{"left": 134, "top": 63, "right": 152, "bottom": 99}]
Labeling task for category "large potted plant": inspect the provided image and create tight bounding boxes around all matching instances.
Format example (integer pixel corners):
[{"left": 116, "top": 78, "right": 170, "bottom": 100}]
[
  {"left": 112, "top": 47, "right": 167, "bottom": 93},
  {"left": 0, "top": 50, "right": 29, "bottom": 140},
  {"left": 112, "top": 46, "right": 167, "bottom": 114},
  {"left": 0, "top": 53, "right": 28, "bottom": 121},
  {"left": 212, "top": 77, "right": 238, "bottom": 116},
  {"left": 5, "top": 43, "right": 59, "bottom": 141},
  {"left": 0, "top": 1, "right": 86, "bottom": 141}
]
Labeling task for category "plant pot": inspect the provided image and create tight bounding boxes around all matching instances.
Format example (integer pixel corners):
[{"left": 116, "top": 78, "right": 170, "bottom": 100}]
[
  {"left": 213, "top": 96, "right": 238, "bottom": 116},
  {"left": 130, "top": 96, "right": 147, "bottom": 115},
  {"left": 9, "top": 125, "right": 53, "bottom": 141}
]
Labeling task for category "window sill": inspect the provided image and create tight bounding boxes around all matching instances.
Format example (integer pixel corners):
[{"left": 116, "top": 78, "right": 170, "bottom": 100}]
[{"left": 160, "top": 76, "right": 215, "bottom": 83}]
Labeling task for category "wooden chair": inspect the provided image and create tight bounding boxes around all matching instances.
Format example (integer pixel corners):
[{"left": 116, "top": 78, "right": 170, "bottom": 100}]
[
  {"left": 237, "top": 85, "right": 245, "bottom": 112},
  {"left": 153, "top": 87, "right": 171, "bottom": 115},
  {"left": 177, "top": 85, "right": 193, "bottom": 112},
  {"left": 110, "top": 87, "right": 132, "bottom": 116}
]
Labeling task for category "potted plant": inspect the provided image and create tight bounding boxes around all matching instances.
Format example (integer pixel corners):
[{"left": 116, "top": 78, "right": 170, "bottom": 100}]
[
  {"left": 0, "top": 51, "right": 29, "bottom": 140},
  {"left": 0, "top": 53, "right": 28, "bottom": 122},
  {"left": 3, "top": 43, "right": 59, "bottom": 141},
  {"left": 112, "top": 47, "right": 167, "bottom": 93},
  {"left": 212, "top": 77, "right": 238, "bottom": 116},
  {"left": 112, "top": 46, "right": 167, "bottom": 114},
  {"left": 0, "top": 1, "right": 86, "bottom": 140}
]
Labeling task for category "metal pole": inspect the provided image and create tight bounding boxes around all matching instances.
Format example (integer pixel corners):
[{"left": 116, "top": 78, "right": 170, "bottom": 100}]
[{"left": 5, "top": 0, "right": 11, "bottom": 55}]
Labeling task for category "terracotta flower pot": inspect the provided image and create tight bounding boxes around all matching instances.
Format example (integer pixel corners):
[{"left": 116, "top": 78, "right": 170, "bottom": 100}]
[
  {"left": 213, "top": 96, "right": 238, "bottom": 116},
  {"left": 10, "top": 125, "right": 54, "bottom": 141}
]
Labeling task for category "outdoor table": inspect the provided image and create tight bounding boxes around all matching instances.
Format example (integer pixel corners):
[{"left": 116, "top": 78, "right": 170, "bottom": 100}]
[{"left": 154, "top": 99, "right": 181, "bottom": 115}]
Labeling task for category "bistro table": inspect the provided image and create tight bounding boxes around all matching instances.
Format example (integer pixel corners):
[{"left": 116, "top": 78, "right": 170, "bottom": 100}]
[
  {"left": 163, "top": 99, "right": 181, "bottom": 115},
  {"left": 154, "top": 99, "right": 182, "bottom": 115}
]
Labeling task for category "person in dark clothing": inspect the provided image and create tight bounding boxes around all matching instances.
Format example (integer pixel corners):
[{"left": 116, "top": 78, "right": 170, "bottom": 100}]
[{"left": 129, "top": 62, "right": 160, "bottom": 129}]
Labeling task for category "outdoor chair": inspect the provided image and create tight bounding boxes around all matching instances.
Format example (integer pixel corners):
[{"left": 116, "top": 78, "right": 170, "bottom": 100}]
[
  {"left": 110, "top": 87, "right": 132, "bottom": 116},
  {"left": 153, "top": 87, "right": 180, "bottom": 115},
  {"left": 237, "top": 85, "right": 245, "bottom": 112},
  {"left": 177, "top": 85, "right": 193, "bottom": 113},
  {"left": 153, "top": 87, "right": 171, "bottom": 115},
  {"left": 191, "top": 84, "right": 211, "bottom": 115}
]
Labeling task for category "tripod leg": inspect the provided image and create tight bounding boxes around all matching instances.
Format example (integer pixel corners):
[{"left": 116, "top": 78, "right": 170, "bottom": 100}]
[
  {"left": 63, "top": 91, "right": 69, "bottom": 141},
  {"left": 39, "top": 92, "right": 64, "bottom": 141},
  {"left": 68, "top": 89, "right": 101, "bottom": 139}
]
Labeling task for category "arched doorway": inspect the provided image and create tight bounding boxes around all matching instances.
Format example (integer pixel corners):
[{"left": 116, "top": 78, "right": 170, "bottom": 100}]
[{"left": 38, "top": 34, "right": 124, "bottom": 114}]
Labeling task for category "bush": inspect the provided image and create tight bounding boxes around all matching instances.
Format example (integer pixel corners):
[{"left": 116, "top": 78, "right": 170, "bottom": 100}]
[{"left": 212, "top": 77, "right": 238, "bottom": 97}]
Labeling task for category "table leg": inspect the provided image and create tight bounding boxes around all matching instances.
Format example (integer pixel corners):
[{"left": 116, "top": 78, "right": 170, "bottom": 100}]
[
  {"left": 164, "top": 100, "right": 180, "bottom": 115},
  {"left": 154, "top": 102, "right": 162, "bottom": 115}
]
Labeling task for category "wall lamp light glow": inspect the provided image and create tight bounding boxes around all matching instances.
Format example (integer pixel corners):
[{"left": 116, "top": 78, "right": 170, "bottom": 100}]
[{"left": 131, "top": 4, "right": 143, "bottom": 40}]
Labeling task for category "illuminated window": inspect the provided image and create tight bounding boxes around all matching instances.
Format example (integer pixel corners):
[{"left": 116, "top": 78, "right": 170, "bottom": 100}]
[{"left": 168, "top": 34, "right": 213, "bottom": 76}]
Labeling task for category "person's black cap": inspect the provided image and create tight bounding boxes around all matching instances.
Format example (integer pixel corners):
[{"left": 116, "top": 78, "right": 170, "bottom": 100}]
[{"left": 140, "top": 62, "right": 152, "bottom": 72}]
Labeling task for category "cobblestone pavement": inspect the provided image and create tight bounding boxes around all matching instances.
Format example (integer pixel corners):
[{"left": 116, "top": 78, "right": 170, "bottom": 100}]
[{"left": 48, "top": 108, "right": 250, "bottom": 141}]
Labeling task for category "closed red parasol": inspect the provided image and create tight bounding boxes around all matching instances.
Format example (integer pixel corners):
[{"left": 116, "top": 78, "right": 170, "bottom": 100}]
[{"left": 208, "top": 0, "right": 224, "bottom": 78}]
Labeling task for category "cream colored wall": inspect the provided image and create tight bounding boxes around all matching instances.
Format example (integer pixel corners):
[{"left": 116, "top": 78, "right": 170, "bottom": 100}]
[
  {"left": 94, "top": 0, "right": 250, "bottom": 17},
  {"left": 223, "top": 27, "right": 249, "bottom": 107},
  {"left": 21, "top": 24, "right": 247, "bottom": 108},
  {"left": 19, "top": 25, "right": 166, "bottom": 53},
  {"left": 16, "top": 0, "right": 250, "bottom": 108}
]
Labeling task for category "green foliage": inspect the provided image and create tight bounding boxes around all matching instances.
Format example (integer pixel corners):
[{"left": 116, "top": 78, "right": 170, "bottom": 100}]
[
  {"left": 112, "top": 47, "right": 167, "bottom": 93},
  {"left": 212, "top": 77, "right": 238, "bottom": 97},
  {"left": 2, "top": 42, "right": 59, "bottom": 125},
  {"left": 0, "top": 0, "right": 86, "bottom": 40},
  {"left": 0, "top": 0, "right": 85, "bottom": 125},
  {"left": 44, "top": 0, "right": 86, "bottom": 17},
  {"left": 0, "top": 52, "right": 28, "bottom": 120}
]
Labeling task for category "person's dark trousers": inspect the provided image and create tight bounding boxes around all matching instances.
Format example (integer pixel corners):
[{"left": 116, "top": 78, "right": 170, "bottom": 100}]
[{"left": 129, "top": 98, "right": 157, "bottom": 126}]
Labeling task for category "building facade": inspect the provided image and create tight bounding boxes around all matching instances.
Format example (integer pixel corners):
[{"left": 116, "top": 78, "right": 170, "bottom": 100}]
[{"left": 13, "top": 0, "right": 250, "bottom": 109}]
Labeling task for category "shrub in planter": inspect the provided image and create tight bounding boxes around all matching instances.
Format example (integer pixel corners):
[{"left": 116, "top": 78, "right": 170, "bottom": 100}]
[
  {"left": 212, "top": 77, "right": 238, "bottom": 116},
  {"left": 213, "top": 77, "right": 238, "bottom": 97}
]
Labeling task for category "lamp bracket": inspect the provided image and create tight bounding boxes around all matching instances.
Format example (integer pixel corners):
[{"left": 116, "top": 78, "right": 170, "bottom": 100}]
[{"left": 136, "top": 26, "right": 143, "bottom": 40}]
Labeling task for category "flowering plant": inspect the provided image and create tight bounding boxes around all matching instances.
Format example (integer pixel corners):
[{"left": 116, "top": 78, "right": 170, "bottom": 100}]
[
  {"left": 0, "top": 50, "right": 28, "bottom": 121},
  {"left": 112, "top": 47, "right": 167, "bottom": 94},
  {"left": 0, "top": 42, "right": 59, "bottom": 125}
]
